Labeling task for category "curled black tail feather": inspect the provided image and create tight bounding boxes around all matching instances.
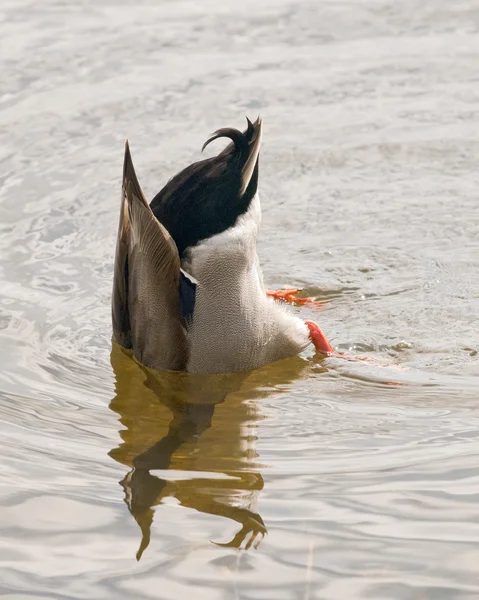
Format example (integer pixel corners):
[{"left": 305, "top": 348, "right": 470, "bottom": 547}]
[
  {"left": 202, "top": 127, "right": 249, "bottom": 155},
  {"left": 201, "top": 116, "right": 260, "bottom": 155}
]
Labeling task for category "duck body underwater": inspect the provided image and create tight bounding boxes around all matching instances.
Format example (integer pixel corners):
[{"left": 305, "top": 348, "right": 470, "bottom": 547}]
[{"left": 112, "top": 118, "right": 334, "bottom": 374}]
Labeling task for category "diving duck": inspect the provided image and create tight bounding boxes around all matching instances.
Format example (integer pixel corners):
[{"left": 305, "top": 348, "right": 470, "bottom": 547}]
[{"left": 112, "top": 117, "right": 334, "bottom": 373}]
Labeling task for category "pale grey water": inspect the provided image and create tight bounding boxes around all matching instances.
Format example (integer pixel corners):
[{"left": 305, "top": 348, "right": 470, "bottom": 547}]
[{"left": 1, "top": 0, "right": 479, "bottom": 598}]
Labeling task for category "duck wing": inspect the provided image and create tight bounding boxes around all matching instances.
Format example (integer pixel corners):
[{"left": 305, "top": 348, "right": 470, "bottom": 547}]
[{"left": 112, "top": 142, "right": 188, "bottom": 371}]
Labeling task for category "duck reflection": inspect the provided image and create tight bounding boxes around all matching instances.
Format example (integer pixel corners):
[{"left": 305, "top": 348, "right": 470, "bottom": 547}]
[{"left": 108, "top": 342, "right": 311, "bottom": 559}]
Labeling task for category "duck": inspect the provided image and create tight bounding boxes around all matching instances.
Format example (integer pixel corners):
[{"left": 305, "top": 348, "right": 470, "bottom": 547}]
[{"left": 112, "top": 117, "right": 334, "bottom": 374}]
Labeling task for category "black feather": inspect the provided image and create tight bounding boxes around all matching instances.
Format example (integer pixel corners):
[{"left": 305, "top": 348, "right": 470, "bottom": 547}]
[
  {"left": 179, "top": 270, "right": 196, "bottom": 323},
  {"left": 149, "top": 117, "right": 261, "bottom": 258}
]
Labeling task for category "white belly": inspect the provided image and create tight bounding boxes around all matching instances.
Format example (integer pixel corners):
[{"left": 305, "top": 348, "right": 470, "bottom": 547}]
[{"left": 183, "top": 195, "right": 310, "bottom": 373}]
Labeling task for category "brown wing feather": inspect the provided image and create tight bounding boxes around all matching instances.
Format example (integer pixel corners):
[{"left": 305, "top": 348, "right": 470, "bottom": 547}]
[
  {"left": 112, "top": 149, "right": 132, "bottom": 349},
  {"left": 112, "top": 141, "right": 188, "bottom": 371}
]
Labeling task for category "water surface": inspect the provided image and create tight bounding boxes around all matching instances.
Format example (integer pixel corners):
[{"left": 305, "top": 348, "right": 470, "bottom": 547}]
[{"left": 1, "top": 0, "right": 479, "bottom": 598}]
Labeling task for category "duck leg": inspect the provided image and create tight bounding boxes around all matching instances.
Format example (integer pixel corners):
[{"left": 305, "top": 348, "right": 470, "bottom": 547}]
[{"left": 266, "top": 288, "right": 326, "bottom": 310}]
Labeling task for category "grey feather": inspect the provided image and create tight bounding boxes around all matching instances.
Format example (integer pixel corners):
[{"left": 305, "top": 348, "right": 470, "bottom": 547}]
[
  {"left": 112, "top": 141, "right": 188, "bottom": 371},
  {"left": 185, "top": 193, "right": 310, "bottom": 373}
]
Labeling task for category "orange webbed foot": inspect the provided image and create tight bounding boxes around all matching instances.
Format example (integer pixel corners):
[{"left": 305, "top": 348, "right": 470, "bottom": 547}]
[{"left": 266, "top": 288, "right": 326, "bottom": 310}]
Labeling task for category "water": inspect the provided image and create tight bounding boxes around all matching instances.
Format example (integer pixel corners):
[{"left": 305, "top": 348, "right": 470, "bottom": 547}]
[{"left": 1, "top": 0, "right": 479, "bottom": 597}]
